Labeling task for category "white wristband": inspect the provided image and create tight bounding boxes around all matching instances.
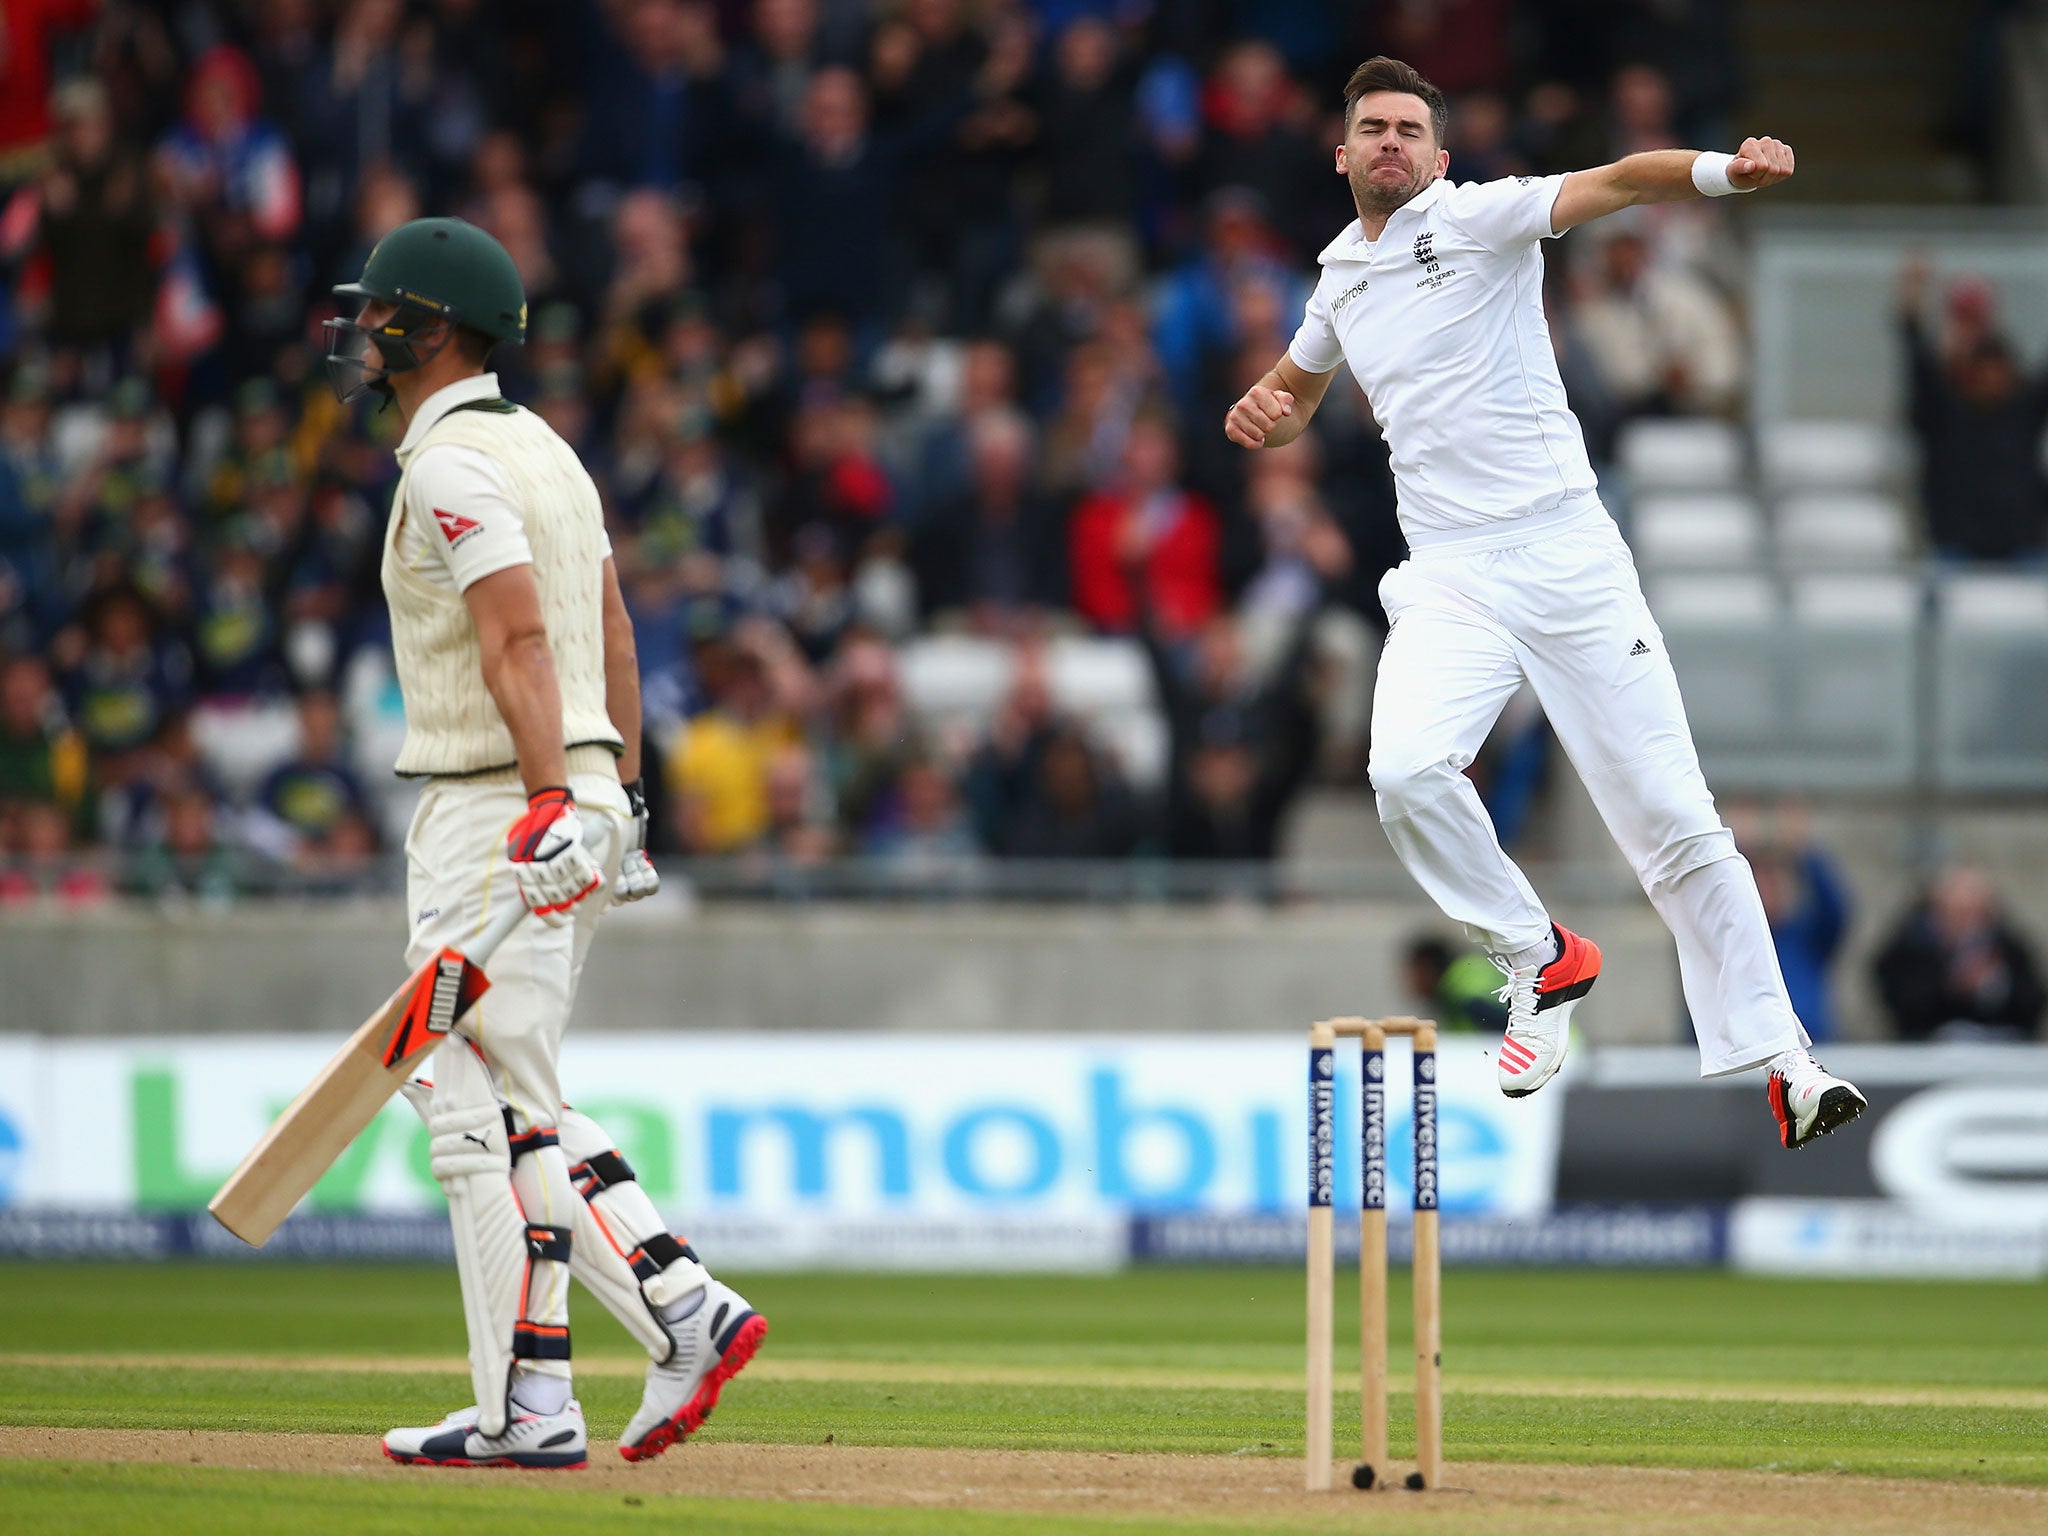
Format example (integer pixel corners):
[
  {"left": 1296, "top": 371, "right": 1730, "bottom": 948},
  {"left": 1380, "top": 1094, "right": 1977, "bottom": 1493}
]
[{"left": 1690, "top": 151, "right": 1751, "bottom": 197}]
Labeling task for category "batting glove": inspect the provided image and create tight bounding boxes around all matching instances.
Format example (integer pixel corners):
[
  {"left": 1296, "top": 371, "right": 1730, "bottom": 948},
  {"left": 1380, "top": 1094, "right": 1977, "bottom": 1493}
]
[
  {"left": 613, "top": 777, "right": 660, "bottom": 905},
  {"left": 506, "top": 786, "right": 604, "bottom": 926}
]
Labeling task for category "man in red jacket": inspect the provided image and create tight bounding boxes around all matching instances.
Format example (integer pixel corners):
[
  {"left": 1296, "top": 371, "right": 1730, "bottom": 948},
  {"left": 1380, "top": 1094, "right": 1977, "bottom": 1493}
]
[{"left": 1070, "top": 413, "right": 1220, "bottom": 637}]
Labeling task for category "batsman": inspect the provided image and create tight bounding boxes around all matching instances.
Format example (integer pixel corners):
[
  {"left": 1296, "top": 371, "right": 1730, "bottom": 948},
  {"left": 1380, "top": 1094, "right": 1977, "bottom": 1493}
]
[{"left": 322, "top": 218, "right": 765, "bottom": 1468}]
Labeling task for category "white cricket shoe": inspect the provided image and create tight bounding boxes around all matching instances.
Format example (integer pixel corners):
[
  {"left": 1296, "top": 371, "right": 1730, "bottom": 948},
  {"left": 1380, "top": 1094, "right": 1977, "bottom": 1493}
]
[
  {"left": 383, "top": 1399, "right": 587, "bottom": 1469},
  {"left": 1767, "top": 1050, "right": 1868, "bottom": 1149},
  {"left": 1492, "top": 923, "right": 1602, "bottom": 1098},
  {"left": 619, "top": 1279, "right": 768, "bottom": 1462}
]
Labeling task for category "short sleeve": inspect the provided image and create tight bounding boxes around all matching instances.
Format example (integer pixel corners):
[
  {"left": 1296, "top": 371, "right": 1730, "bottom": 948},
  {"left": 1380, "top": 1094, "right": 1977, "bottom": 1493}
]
[
  {"left": 404, "top": 443, "right": 534, "bottom": 592},
  {"left": 1442, "top": 174, "right": 1568, "bottom": 254},
  {"left": 1287, "top": 282, "right": 1345, "bottom": 375}
]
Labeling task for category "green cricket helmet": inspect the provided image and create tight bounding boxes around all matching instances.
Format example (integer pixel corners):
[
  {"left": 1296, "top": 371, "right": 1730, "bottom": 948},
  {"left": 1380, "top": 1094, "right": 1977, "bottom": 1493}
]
[{"left": 323, "top": 217, "right": 527, "bottom": 404}]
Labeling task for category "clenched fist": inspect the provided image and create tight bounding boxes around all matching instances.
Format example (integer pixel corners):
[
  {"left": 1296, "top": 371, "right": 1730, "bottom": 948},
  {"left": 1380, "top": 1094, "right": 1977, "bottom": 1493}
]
[
  {"left": 1727, "top": 135, "right": 1794, "bottom": 191},
  {"left": 1225, "top": 383, "right": 1295, "bottom": 449}
]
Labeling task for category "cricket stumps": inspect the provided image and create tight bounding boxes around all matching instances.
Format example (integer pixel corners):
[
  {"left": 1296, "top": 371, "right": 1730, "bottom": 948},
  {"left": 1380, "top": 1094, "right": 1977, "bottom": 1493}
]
[{"left": 1305, "top": 1015, "right": 1442, "bottom": 1493}]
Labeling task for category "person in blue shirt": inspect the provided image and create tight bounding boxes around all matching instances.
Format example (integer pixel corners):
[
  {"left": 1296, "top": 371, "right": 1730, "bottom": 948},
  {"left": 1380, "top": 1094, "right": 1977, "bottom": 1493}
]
[{"left": 1743, "top": 806, "right": 1851, "bottom": 1043}]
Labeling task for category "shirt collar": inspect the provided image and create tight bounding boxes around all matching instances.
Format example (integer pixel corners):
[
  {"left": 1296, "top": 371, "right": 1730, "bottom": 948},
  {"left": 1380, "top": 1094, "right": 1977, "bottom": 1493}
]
[
  {"left": 396, "top": 372, "right": 502, "bottom": 460},
  {"left": 1317, "top": 178, "right": 1449, "bottom": 265},
  {"left": 1316, "top": 220, "right": 1365, "bottom": 266}
]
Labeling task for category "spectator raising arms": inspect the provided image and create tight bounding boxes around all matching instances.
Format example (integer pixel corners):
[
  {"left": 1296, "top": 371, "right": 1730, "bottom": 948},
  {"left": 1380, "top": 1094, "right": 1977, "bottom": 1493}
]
[
  {"left": 6, "top": 79, "right": 155, "bottom": 370},
  {"left": 1900, "top": 257, "right": 2048, "bottom": 562}
]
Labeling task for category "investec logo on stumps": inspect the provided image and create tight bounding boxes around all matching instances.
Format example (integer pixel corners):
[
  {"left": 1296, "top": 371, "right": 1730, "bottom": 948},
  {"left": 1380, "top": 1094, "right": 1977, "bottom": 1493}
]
[
  {"left": 1362, "top": 1049, "right": 1386, "bottom": 1213},
  {"left": 1412, "top": 1050, "right": 1439, "bottom": 1212},
  {"left": 1308, "top": 1048, "right": 1334, "bottom": 1208}
]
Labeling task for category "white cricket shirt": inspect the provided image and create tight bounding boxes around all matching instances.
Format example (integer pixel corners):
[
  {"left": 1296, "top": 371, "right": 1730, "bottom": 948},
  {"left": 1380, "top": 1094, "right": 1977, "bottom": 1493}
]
[
  {"left": 391, "top": 373, "right": 611, "bottom": 592},
  {"left": 1288, "top": 174, "right": 1600, "bottom": 552}
]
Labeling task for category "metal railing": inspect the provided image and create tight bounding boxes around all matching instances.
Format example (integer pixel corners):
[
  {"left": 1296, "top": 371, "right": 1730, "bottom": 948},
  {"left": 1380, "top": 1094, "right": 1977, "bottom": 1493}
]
[{"left": 0, "top": 849, "right": 1646, "bottom": 909}]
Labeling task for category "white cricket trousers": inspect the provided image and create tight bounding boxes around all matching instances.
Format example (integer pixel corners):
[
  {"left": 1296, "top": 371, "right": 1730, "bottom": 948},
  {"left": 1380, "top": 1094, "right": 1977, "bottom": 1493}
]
[
  {"left": 1367, "top": 506, "right": 1808, "bottom": 1076},
  {"left": 405, "top": 752, "right": 632, "bottom": 1387}
]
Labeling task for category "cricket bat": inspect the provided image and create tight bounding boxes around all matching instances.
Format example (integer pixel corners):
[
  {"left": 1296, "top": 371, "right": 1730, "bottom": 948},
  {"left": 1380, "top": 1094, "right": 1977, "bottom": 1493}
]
[{"left": 208, "top": 899, "right": 529, "bottom": 1246}]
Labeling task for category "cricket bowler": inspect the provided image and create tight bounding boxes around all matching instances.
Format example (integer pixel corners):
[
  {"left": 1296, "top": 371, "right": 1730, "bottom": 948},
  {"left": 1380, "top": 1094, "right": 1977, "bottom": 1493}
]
[
  {"left": 323, "top": 217, "right": 764, "bottom": 1467},
  {"left": 1225, "top": 58, "right": 1867, "bottom": 1149}
]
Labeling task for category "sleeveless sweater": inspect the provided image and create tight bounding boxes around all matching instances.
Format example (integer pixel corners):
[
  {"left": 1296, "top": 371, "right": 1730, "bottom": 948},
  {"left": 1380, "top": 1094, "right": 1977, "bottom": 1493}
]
[{"left": 381, "top": 401, "right": 621, "bottom": 776}]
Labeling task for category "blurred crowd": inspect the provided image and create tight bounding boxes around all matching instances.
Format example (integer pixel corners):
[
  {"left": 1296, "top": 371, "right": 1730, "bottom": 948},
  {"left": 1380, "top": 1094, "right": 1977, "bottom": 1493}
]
[
  {"left": 1735, "top": 806, "right": 2042, "bottom": 1045},
  {"left": 0, "top": 0, "right": 2035, "bottom": 1068},
  {"left": 0, "top": 0, "right": 1774, "bottom": 900}
]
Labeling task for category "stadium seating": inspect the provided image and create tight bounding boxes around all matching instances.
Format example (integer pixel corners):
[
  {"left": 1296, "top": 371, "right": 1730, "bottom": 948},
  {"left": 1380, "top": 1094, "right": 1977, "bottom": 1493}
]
[
  {"left": 1756, "top": 419, "right": 1903, "bottom": 495},
  {"left": 1649, "top": 572, "right": 1918, "bottom": 790},
  {"left": 1617, "top": 419, "right": 1746, "bottom": 492},
  {"left": 1775, "top": 492, "right": 1913, "bottom": 570},
  {"left": 1933, "top": 572, "right": 2048, "bottom": 791},
  {"left": 896, "top": 636, "right": 1013, "bottom": 720},
  {"left": 1648, "top": 574, "right": 1788, "bottom": 782},
  {"left": 1782, "top": 574, "right": 1921, "bottom": 789},
  {"left": 1631, "top": 493, "right": 1768, "bottom": 571}
]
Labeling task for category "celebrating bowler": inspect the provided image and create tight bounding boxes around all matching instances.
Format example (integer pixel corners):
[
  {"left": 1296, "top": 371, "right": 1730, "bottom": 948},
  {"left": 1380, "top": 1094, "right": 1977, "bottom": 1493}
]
[{"left": 1226, "top": 57, "right": 1866, "bottom": 1150}]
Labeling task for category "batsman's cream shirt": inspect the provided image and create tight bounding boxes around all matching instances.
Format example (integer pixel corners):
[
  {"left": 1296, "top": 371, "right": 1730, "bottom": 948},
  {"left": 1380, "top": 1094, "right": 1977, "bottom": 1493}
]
[
  {"left": 383, "top": 373, "right": 621, "bottom": 776},
  {"left": 1288, "top": 174, "right": 1599, "bottom": 552}
]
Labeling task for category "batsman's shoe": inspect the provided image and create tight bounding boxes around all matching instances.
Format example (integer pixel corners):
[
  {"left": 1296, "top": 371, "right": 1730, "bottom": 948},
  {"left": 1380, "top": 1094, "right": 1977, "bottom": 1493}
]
[
  {"left": 1767, "top": 1050, "right": 1868, "bottom": 1149},
  {"left": 619, "top": 1279, "right": 768, "bottom": 1462},
  {"left": 1492, "top": 923, "right": 1601, "bottom": 1098},
  {"left": 383, "top": 1400, "right": 587, "bottom": 1469}
]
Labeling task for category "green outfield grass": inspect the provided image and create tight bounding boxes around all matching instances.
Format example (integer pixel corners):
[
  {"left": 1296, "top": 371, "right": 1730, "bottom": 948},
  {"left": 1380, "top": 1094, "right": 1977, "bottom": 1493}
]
[
  {"left": 4, "top": 1462, "right": 1267, "bottom": 1536},
  {"left": 4, "top": 1263, "right": 2047, "bottom": 1533}
]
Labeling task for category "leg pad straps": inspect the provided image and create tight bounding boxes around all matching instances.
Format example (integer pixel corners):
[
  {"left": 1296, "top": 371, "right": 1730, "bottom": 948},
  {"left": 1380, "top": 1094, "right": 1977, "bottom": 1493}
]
[
  {"left": 511, "top": 1322, "right": 572, "bottom": 1361},
  {"left": 524, "top": 1223, "right": 572, "bottom": 1264},
  {"left": 627, "top": 1231, "right": 698, "bottom": 1282},
  {"left": 504, "top": 1116, "right": 560, "bottom": 1165},
  {"left": 569, "top": 1149, "right": 634, "bottom": 1197}
]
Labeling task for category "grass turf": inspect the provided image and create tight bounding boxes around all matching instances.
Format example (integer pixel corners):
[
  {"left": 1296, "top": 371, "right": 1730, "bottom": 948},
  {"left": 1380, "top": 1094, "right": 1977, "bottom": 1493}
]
[
  {"left": 3, "top": 1261, "right": 2047, "bottom": 1531},
  {"left": 7, "top": 1262, "right": 2047, "bottom": 1387},
  {"left": 3, "top": 1461, "right": 1276, "bottom": 1536}
]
